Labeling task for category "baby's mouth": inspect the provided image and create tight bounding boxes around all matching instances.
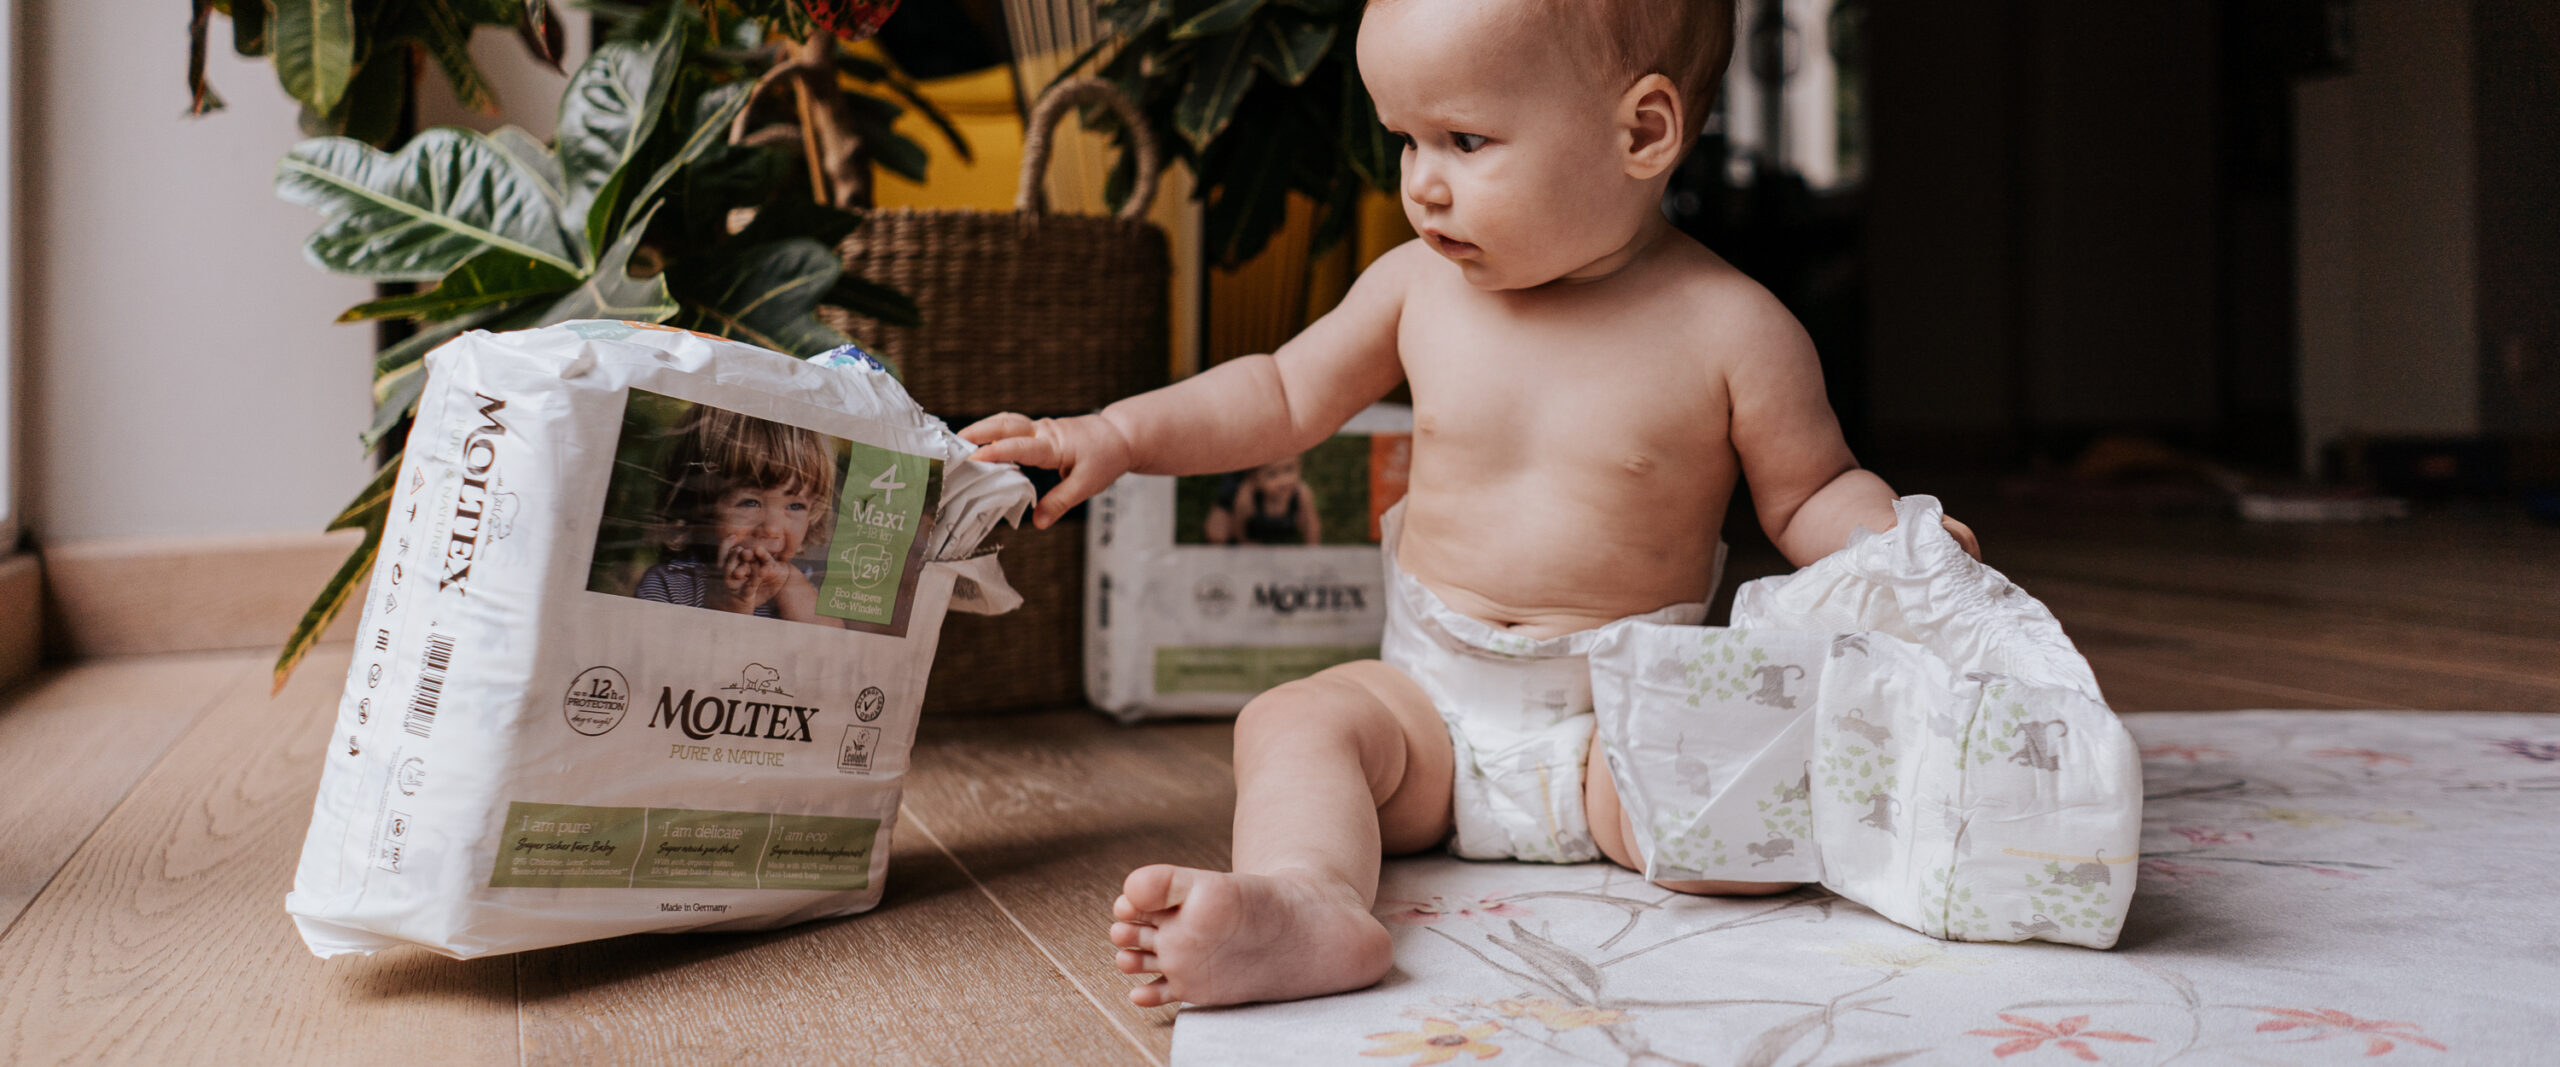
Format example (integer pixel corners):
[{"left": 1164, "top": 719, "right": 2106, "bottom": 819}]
[{"left": 1426, "top": 230, "right": 1479, "bottom": 258}]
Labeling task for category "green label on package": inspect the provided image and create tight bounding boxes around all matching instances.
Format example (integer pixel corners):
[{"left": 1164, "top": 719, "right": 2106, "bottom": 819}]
[
  {"left": 818, "top": 441, "right": 940, "bottom": 626},
  {"left": 491, "top": 803, "right": 649, "bottom": 888},
  {"left": 489, "top": 802, "right": 879, "bottom": 890},
  {"left": 1155, "top": 645, "right": 1381, "bottom": 695}
]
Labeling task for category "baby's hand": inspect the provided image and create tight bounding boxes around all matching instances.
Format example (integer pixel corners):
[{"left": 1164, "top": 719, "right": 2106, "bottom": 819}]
[
  {"left": 770, "top": 558, "right": 820, "bottom": 622},
  {"left": 958, "top": 412, "right": 1135, "bottom": 529},
  {"left": 1942, "top": 516, "right": 1982, "bottom": 561}
]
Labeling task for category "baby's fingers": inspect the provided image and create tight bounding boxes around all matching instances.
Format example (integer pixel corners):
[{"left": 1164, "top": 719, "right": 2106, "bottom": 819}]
[
  {"left": 1033, "top": 454, "right": 1120, "bottom": 529},
  {"left": 957, "top": 412, "right": 1037, "bottom": 446}
]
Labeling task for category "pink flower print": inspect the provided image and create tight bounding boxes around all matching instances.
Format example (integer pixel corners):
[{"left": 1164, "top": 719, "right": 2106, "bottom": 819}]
[
  {"left": 2170, "top": 826, "right": 2252, "bottom": 847},
  {"left": 2313, "top": 747, "right": 2412, "bottom": 767},
  {"left": 2138, "top": 858, "right": 2218, "bottom": 885},
  {"left": 2251, "top": 1008, "right": 2448, "bottom": 1056},
  {"left": 2491, "top": 738, "right": 2560, "bottom": 762},
  {"left": 2141, "top": 744, "right": 2228, "bottom": 762},
  {"left": 1379, "top": 894, "right": 1526, "bottom": 925},
  {"left": 1967, "top": 1014, "right": 2153, "bottom": 1061}
]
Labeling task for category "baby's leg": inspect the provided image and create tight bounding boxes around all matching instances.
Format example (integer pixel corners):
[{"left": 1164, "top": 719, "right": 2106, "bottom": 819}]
[
  {"left": 1583, "top": 733, "right": 1798, "bottom": 897},
  {"left": 1111, "top": 661, "right": 1453, "bottom": 1007}
]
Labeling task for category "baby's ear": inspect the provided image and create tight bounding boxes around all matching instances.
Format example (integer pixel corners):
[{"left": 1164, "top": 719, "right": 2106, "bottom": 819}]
[{"left": 1618, "top": 73, "right": 1684, "bottom": 180}]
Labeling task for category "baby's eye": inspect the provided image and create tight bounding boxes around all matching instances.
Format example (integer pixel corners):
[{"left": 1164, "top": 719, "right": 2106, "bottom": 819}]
[
  {"left": 1453, "top": 132, "right": 1488, "bottom": 153},
  {"left": 1389, "top": 130, "right": 1414, "bottom": 151}
]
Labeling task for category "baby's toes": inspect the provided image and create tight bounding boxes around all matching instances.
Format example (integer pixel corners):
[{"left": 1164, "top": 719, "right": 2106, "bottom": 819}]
[
  {"left": 1109, "top": 920, "right": 1154, "bottom": 950},
  {"left": 1116, "top": 948, "right": 1160, "bottom": 975},
  {"left": 1129, "top": 976, "right": 1174, "bottom": 1008}
]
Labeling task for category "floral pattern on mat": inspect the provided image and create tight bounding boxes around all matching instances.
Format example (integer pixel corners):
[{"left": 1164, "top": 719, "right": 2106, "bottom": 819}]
[{"left": 1173, "top": 712, "right": 2560, "bottom": 1065}]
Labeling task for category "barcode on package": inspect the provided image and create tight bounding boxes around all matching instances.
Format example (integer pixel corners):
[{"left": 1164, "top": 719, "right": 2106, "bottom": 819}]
[{"left": 405, "top": 633, "right": 455, "bottom": 739}]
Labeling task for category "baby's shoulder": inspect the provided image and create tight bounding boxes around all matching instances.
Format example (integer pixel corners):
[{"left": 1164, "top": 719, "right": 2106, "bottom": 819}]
[{"left": 1646, "top": 240, "right": 1813, "bottom": 368}]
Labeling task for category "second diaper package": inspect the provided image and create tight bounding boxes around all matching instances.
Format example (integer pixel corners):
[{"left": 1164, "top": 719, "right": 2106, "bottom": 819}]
[
  {"left": 285, "top": 321, "right": 1032, "bottom": 959},
  {"left": 1084, "top": 404, "right": 1412, "bottom": 720}
]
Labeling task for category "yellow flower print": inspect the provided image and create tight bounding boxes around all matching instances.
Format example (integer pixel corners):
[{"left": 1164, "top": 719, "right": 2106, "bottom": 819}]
[
  {"left": 1488, "top": 997, "right": 1631, "bottom": 1031},
  {"left": 1362, "top": 1019, "right": 1503, "bottom": 1064},
  {"left": 2262, "top": 807, "right": 2341, "bottom": 829},
  {"left": 1817, "top": 940, "right": 1989, "bottom": 974}
]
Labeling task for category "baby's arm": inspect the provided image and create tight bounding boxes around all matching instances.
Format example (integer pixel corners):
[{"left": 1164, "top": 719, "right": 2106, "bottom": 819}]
[
  {"left": 963, "top": 242, "right": 1419, "bottom": 527},
  {"left": 1724, "top": 294, "right": 1978, "bottom": 565}
]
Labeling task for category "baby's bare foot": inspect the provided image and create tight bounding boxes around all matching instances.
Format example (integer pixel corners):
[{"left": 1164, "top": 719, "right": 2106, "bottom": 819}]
[{"left": 1108, "top": 864, "right": 1394, "bottom": 1007}]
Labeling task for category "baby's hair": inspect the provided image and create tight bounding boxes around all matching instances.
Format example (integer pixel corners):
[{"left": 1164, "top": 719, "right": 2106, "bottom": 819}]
[
  {"left": 660, "top": 405, "right": 841, "bottom": 542},
  {"left": 1369, "top": 0, "right": 1736, "bottom": 146}
]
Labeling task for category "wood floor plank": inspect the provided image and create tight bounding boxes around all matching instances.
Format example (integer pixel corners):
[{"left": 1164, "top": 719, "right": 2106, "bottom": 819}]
[
  {"left": 2083, "top": 651, "right": 2377, "bottom": 713},
  {"left": 2031, "top": 576, "right": 2560, "bottom": 685},
  {"left": 0, "top": 646, "right": 518, "bottom": 1064},
  {"left": 0, "top": 650, "right": 268, "bottom": 933},
  {"left": 2062, "top": 614, "right": 2548, "bottom": 712},
  {"left": 515, "top": 822, "right": 1144, "bottom": 1067},
  {"left": 899, "top": 711, "right": 1243, "bottom": 1064}
]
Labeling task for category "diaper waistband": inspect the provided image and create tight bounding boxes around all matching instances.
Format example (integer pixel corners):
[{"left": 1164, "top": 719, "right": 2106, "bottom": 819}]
[{"left": 1380, "top": 502, "right": 1722, "bottom": 660}]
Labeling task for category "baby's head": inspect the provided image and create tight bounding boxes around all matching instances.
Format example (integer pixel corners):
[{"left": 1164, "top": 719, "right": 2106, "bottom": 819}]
[
  {"left": 1358, "top": 0, "right": 1734, "bottom": 289},
  {"left": 662, "top": 407, "right": 841, "bottom": 564}
]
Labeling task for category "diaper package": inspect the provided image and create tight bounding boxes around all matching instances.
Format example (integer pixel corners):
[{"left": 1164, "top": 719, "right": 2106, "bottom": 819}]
[
  {"left": 1590, "top": 496, "right": 2142, "bottom": 948},
  {"left": 1084, "top": 405, "right": 1412, "bottom": 720},
  {"left": 285, "top": 321, "right": 1032, "bottom": 959}
]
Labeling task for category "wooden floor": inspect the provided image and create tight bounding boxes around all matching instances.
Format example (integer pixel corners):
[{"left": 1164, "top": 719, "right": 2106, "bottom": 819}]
[{"left": 2, "top": 506, "right": 2553, "bottom": 1064}]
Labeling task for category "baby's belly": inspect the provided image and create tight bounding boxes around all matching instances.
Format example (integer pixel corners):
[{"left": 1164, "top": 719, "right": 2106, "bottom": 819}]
[{"left": 1393, "top": 476, "right": 1730, "bottom": 639}]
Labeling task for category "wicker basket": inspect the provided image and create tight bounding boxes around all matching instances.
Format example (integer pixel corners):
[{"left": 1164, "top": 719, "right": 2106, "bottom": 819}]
[{"left": 823, "top": 79, "right": 1171, "bottom": 714}]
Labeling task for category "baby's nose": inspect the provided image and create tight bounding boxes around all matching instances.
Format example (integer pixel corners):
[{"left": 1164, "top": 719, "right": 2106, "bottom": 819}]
[{"left": 1402, "top": 159, "right": 1450, "bottom": 208}]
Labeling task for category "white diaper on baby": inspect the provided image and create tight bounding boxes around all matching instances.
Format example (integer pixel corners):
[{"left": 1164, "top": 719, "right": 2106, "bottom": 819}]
[
  {"left": 1379, "top": 505, "right": 1721, "bottom": 864},
  {"left": 1588, "top": 496, "right": 2142, "bottom": 948}
]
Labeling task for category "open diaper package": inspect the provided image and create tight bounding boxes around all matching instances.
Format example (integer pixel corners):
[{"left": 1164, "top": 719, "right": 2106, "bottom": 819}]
[
  {"left": 285, "top": 321, "right": 1032, "bottom": 959},
  {"left": 1588, "top": 496, "right": 2142, "bottom": 948}
]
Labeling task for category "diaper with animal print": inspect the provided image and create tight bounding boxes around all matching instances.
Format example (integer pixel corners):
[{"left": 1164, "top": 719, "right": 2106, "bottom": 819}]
[{"left": 1588, "top": 496, "right": 2143, "bottom": 949}]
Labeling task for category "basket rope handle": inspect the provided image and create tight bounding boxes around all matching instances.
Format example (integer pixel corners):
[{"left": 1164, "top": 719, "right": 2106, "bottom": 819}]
[{"left": 1017, "top": 77, "right": 1161, "bottom": 222}]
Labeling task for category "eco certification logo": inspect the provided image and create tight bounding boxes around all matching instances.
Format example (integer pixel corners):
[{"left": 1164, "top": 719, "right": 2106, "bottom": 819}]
[{"left": 563, "top": 666, "right": 633, "bottom": 736}]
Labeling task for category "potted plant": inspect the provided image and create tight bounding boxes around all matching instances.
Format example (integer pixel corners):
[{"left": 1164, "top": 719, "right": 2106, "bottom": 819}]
[
  {"left": 1065, "top": 0, "right": 1399, "bottom": 270},
  {"left": 197, "top": 2, "right": 966, "bottom": 685}
]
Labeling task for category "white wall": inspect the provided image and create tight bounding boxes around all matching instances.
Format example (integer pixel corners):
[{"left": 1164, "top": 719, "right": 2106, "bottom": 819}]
[
  {"left": 20, "top": 0, "right": 374, "bottom": 543},
  {"left": 2294, "top": 0, "right": 2481, "bottom": 472},
  {"left": 17, "top": 6, "right": 589, "bottom": 545}
]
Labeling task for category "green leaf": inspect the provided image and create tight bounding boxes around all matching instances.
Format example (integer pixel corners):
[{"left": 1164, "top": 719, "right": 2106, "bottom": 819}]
[
  {"left": 1171, "top": 0, "right": 1265, "bottom": 39},
  {"left": 271, "top": 0, "right": 356, "bottom": 114},
  {"left": 336, "top": 51, "right": 414, "bottom": 148},
  {"left": 619, "top": 79, "right": 754, "bottom": 239},
  {"left": 1202, "top": 98, "right": 1294, "bottom": 267},
  {"left": 275, "top": 518, "right": 381, "bottom": 693},
  {"left": 372, "top": 309, "right": 496, "bottom": 379},
  {"left": 411, "top": 0, "right": 503, "bottom": 115},
  {"left": 329, "top": 459, "right": 402, "bottom": 531},
  {"left": 1247, "top": 17, "right": 1333, "bottom": 86},
  {"left": 190, "top": 0, "right": 227, "bottom": 115},
  {"left": 363, "top": 363, "right": 429, "bottom": 449},
  {"left": 558, "top": 15, "right": 684, "bottom": 258},
  {"left": 232, "top": 0, "right": 268, "bottom": 56},
  {"left": 1174, "top": 29, "right": 1256, "bottom": 152},
  {"left": 488, "top": 126, "right": 568, "bottom": 212},
  {"left": 276, "top": 128, "right": 582, "bottom": 280},
  {"left": 868, "top": 129, "right": 930, "bottom": 184},
  {"left": 536, "top": 203, "right": 679, "bottom": 323},
  {"left": 338, "top": 248, "right": 579, "bottom": 322},
  {"left": 1339, "top": 59, "right": 1396, "bottom": 190},
  {"left": 822, "top": 274, "right": 920, "bottom": 328},
  {"left": 858, "top": 75, "right": 973, "bottom": 163},
  {"left": 669, "top": 238, "right": 849, "bottom": 356}
]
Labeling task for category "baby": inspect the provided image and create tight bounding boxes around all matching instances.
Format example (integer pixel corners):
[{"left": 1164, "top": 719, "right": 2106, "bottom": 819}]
[
  {"left": 963, "top": 0, "right": 1977, "bottom": 1006},
  {"left": 635, "top": 406, "right": 837, "bottom": 622}
]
